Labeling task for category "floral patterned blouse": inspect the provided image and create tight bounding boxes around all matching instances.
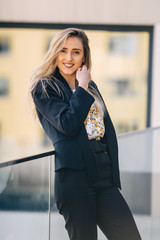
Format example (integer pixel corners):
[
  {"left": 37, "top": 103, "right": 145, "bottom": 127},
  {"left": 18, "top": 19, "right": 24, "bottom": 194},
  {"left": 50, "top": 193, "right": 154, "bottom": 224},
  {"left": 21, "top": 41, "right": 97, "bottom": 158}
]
[
  {"left": 71, "top": 88, "right": 105, "bottom": 139},
  {"left": 84, "top": 102, "right": 105, "bottom": 139}
]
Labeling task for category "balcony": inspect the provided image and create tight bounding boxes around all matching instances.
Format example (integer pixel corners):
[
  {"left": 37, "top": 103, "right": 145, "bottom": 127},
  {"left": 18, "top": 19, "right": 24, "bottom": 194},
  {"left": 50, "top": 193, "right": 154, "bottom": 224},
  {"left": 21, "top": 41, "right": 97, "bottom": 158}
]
[{"left": 0, "top": 126, "right": 160, "bottom": 240}]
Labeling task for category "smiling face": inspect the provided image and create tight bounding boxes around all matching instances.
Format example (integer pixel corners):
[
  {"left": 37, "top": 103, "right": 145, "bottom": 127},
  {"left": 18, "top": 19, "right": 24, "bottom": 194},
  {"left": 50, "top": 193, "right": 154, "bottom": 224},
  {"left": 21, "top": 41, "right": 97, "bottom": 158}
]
[{"left": 56, "top": 36, "right": 85, "bottom": 81}]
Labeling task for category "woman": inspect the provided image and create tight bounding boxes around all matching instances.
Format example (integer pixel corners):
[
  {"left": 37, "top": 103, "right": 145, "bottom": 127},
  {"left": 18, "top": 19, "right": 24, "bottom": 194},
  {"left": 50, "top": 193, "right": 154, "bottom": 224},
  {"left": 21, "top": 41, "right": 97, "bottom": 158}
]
[{"left": 28, "top": 28, "right": 141, "bottom": 240}]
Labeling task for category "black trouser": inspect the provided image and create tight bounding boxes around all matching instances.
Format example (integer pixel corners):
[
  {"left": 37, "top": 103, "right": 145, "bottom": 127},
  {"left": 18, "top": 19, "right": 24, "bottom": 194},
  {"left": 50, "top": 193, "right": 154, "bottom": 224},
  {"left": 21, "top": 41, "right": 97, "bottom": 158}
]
[{"left": 54, "top": 139, "right": 141, "bottom": 240}]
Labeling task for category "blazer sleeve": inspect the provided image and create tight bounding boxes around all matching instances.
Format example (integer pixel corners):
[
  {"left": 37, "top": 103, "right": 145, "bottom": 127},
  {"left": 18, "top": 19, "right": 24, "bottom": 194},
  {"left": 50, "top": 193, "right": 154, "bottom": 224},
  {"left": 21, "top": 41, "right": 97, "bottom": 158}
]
[{"left": 32, "top": 81, "right": 95, "bottom": 136}]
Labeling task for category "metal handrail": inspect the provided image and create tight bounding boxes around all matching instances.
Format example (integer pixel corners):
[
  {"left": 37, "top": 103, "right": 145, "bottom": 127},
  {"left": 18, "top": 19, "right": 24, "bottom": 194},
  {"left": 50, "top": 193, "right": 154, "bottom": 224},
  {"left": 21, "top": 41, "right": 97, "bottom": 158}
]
[{"left": 0, "top": 150, "right": 55, "bottom": 168}]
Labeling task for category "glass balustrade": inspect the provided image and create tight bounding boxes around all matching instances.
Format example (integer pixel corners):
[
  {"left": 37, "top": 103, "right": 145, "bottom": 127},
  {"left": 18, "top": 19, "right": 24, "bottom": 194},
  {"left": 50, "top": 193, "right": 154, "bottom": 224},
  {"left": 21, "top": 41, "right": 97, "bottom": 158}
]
[{"left": 0, "top": 127, "right": 160, "bottom": 239}]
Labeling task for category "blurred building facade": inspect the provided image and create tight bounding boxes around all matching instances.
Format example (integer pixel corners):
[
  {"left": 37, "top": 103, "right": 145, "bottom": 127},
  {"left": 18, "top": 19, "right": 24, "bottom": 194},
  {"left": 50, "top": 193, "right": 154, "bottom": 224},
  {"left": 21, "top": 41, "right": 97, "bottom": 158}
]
[{"left": 0, "top": 0, "right": 160, "bottom": 162}]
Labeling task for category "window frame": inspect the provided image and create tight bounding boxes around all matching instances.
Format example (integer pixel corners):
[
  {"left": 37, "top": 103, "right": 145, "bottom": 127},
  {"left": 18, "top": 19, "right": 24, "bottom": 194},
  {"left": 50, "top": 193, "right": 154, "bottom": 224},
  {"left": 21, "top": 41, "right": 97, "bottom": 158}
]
[{"left": 0, "top": 22, "right": 153, "bottom": 127}]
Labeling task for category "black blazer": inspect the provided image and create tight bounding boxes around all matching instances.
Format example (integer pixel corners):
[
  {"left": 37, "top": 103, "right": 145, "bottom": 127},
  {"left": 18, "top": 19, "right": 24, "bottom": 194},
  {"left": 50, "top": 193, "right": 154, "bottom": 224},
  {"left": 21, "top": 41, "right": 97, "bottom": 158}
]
[{"left": 32, "top": 69, "right": 121, "bottom": 189}]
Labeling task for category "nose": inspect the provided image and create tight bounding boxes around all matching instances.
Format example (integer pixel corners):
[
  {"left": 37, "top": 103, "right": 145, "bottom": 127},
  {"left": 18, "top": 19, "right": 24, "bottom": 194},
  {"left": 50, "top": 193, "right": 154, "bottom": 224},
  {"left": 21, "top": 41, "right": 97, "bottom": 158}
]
[{"left": 66, "top": 52, "right": 72, "bottom": 61}]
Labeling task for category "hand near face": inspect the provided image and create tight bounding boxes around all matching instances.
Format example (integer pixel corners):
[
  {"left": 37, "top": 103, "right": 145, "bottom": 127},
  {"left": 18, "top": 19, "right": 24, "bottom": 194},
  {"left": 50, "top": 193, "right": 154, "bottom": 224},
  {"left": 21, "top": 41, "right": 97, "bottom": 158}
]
[{"left": 76, "top": 65, "right": 91, "bottom": 90}]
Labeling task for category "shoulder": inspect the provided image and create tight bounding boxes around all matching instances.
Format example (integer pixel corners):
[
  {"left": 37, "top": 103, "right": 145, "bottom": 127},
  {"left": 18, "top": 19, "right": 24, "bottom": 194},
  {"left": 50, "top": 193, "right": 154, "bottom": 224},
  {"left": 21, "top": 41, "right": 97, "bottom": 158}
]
[
  {"left": 89, "top": 80, "right": 101, "bottom": 96},
  {"left": 89, "top": 80, "right": 98, "bottom": 89},
  {"left": 32, "top": 77, "right": 61, "bottom": 100},
  {"left": 89, "top": 80, "right": 108, "bottom": 114}
]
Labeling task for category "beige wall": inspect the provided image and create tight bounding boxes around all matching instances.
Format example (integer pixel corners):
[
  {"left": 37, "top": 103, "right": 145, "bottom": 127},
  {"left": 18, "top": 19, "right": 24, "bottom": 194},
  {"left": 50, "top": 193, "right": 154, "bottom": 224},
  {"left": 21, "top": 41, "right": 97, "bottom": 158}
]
[{"left": 0, "top": 0, "right": 160, "bottom": 25}]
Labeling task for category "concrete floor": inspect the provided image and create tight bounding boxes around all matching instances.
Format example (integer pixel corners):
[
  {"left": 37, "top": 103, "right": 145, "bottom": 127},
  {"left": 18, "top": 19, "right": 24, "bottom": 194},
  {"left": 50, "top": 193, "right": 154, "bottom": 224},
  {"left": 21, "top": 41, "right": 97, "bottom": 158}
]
[{"left": 0, "top": 211, "right": 160, "bottom": 240}]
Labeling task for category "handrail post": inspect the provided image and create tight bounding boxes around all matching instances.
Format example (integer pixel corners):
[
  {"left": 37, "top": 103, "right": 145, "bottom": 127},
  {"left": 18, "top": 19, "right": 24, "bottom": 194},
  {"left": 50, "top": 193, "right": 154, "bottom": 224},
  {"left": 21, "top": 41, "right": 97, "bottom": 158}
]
[{"left": 48, "top": 156, "right": 52, "bottom": 240}]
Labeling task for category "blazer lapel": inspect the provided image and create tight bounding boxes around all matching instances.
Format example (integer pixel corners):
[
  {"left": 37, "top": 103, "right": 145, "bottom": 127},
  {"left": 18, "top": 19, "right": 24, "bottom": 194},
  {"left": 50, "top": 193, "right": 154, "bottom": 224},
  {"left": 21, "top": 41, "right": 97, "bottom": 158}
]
[{"left": 53, "top": 68, "right": 73, "bottom": 102}]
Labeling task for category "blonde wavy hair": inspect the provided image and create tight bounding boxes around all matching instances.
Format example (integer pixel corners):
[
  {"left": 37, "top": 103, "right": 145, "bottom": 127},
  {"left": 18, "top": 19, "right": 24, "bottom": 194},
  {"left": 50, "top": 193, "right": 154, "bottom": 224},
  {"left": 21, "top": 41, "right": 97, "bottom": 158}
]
[{"left": 26, "top": 28, "right": 105, "bottom": 119}]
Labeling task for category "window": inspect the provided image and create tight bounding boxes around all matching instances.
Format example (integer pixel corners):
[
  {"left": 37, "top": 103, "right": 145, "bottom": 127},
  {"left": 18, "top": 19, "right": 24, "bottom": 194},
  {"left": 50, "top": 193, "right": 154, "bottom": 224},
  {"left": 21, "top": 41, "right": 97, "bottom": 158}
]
[
  {"left": 0, "top": 37, "right": 10, "bottom": 54},
  {"left": 0, "top": 78, "right": 9, "bottom": 97},
  {"left": 45, "top": 35, "right": 55, "bottom": 52},
  {"left": 116, "top": 122, "right": 138, "bottom": 134},
  {"left": 111, "top": 78, "right": 135, "bottom": 96},
  {"left": 109, "top": 35, "right": 138, "bottom": 56}
]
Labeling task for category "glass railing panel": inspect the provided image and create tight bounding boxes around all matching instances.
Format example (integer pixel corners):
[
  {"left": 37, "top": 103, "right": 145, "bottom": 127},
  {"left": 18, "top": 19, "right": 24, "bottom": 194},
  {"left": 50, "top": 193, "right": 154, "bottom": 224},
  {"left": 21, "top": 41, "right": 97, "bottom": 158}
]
[
  {"left": 0, "top": 156, "right": 50, "bottom": 240},
  {"left": 1, "top": 127, "right": 159, "bottom": 240},
  {"left": 118, "top": 127, "right": 160, "bottom": 240}
]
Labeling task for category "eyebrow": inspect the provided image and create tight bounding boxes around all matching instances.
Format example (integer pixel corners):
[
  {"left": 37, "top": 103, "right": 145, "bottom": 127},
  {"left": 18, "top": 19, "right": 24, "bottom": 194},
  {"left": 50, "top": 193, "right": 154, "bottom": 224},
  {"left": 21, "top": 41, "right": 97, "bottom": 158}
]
[{"left": 62, "top": 47, "right": 82, "bottom": 51}]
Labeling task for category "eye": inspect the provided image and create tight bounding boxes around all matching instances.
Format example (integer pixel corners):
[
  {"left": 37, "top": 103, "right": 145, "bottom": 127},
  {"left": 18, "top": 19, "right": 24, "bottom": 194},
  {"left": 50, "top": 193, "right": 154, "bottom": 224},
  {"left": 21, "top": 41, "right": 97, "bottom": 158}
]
[
  {"left": 74, "top": 51, "right": 80, "bottom": 55},
  {"left": 60, "top": 49, "right": 66, "bottom": 53}
]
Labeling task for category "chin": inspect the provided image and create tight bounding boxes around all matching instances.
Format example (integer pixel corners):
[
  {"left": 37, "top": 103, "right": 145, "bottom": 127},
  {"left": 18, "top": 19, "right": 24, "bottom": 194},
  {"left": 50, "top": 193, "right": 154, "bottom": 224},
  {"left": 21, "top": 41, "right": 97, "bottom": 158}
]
[{"left": 63, "top": 68, "right": 77, "bottom": 75}]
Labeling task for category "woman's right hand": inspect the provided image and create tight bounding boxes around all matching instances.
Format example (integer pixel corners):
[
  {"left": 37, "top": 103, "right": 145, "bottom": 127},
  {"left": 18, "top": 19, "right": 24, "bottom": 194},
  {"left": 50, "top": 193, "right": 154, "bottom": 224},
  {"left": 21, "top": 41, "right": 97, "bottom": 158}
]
[{"left": 76, "top": 65, "right": 91, "bottom": 90}]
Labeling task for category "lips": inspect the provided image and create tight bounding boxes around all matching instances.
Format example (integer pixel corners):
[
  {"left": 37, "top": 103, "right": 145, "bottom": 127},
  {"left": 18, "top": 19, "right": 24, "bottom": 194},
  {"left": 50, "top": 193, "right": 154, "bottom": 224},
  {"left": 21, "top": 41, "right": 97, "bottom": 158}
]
[{"left": 63, "top": 63, "right": 74, "bottom": 68}]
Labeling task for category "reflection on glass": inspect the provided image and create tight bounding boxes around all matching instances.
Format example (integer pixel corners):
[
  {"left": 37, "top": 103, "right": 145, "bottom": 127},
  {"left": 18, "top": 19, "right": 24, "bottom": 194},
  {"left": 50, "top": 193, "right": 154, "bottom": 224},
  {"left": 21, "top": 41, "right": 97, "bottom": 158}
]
[
  {"left": 0, "top": 166, "right": 11, "bottom": 193},
  {"left": 0, "top": 157, "right": 50, "bottom": 240}
]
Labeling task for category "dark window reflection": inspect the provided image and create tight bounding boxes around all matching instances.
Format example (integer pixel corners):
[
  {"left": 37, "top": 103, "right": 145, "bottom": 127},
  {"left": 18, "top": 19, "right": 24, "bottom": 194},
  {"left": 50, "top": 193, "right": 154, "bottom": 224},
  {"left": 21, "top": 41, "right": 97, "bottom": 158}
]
[
  {"left": 114, "top": 78, "right": 134, "bottom": 96},
  {"left": 0, "top": 37, "right": 10, "bottom": 54},
  {"left": 0, "top": 78, "right": 9, "bottom": 97},
  {"left": 109, "top": 78, "right": 135, "bottom": 96},
  {"left": 109, "top": 35, "right": 138, "bottom": 56},
  {"left": 116, "top": 122, "right": 138, "bottom": 134}
]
